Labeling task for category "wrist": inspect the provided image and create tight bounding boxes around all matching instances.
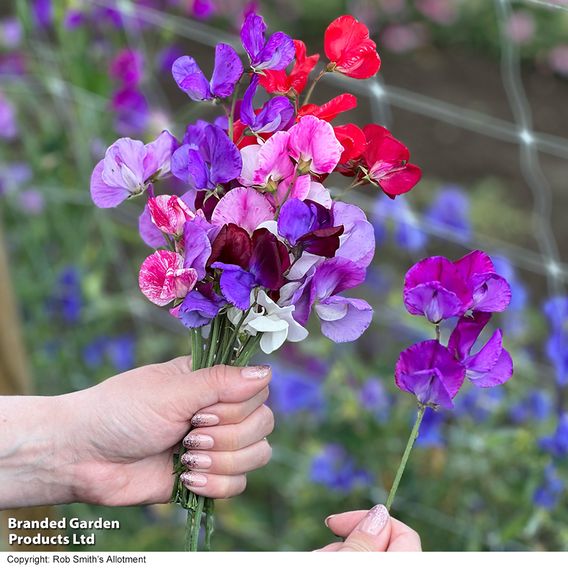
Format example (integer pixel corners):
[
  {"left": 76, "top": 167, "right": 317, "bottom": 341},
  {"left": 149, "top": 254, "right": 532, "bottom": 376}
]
[{"left": 0, "top": 394, "right": 78, "bottom": 508}]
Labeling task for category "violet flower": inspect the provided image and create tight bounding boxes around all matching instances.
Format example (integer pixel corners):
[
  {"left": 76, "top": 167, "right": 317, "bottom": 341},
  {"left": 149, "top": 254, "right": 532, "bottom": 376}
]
[
  {"left": 111, "top": 88, "right": 149, "bottom": 136},
  {"left": 0, "top": 93, "right": 17, "bottom": 140},
  {"left": 110, "top": 49, "right": 144, "bottom": 87},
  {"left": 172, "top": 44, "right": 243, "bottom": 102},
  {"left": 395, "top": 340, "right": 466, "bottom": 409},
  {"left": 177, "top": 283, "right": 226, "bottom": 329},
  {"left": 241, "top": 11, "right": 295, "bottom": 72}
]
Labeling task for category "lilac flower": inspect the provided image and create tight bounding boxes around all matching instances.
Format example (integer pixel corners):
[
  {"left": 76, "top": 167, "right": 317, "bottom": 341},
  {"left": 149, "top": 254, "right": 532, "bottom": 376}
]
[
  {"left": 177, "top": 283, "right": 226, "bottom": 328},
  {"left": 33, "top": 0, "right": 53, "bottom": 28},
  {"left": 509, "top": 390, "right": 552, "bottom": 424},
  {"left": 171, "top": 124, "right": 242, "bottom": 191},
  {"left": 240, "top": 75, "right": 294, "bottom": 134},
  {"left": 112, "top": 88, "right": 149, "bottom": 136},
  {"left": 1, "top": 18, "right": 23, "bottom": 49},
  {"left": 546, "top": 330, "right": 568, "bottom": 387},
  {"left": 533, "top": 465, "right": 564, "bottom": 510},
  {"left": 90, "top": 131, "right": 178, "bottom": 208},
  {"left": 395, "top": 340, "right": 465, "bottom": 409},
  {"left": 416, "top": 407, "right": 446, "bottom": 447},
  {"left": 241, "top": 11, "right": 295, "bottom": 71},
  {"left": 172, "top": 44, "right": 243, "bottom": 102},
  {"left": 424, "top": 185, "right": 471, "bottom": 241},
  {"left": 191, "top": 0, "right": 216, "bottom": 20},
  {"left": 539, "top": 414, "right": 568, "bottom": 458},
  {"left": 358, "top": 378, "right": 392, "bottom": 422},
  {"left": 333, "top": 202, "right": 375, "bottom": 269},
  {"left": 282, "top": 257, "right": 373, "bottom": 343},
  {"left": 110, "top": 49, "right": 144, "bottom": 87},
  {"left": 310, "top": 444, "right": 372, "bottom": 493},
  {"left": 0, "top": 93, "right": 17, "bottom": 140},
  {"left": 453, "top": 388, "right": 504, "bottom": 422},
  {"left": 64, "top": 9, "right": 86, "bottom": 29},
  {"left": 448, "top": 312, "right": 514, "bottom": 388},
  {"left": 270, "top": 366, "right": 323, "bottom": 415},
  {"left": 18, "top": 189, "right": 45, "bottom": 215}
]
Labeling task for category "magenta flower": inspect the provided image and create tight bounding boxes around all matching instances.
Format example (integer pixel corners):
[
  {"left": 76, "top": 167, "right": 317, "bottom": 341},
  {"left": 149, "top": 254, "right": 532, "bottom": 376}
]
[
  {"left": 172, "top": 44, "right": 243, "bottom": 102},
  {"left": 90, "top": 131, "right": 178, "bottom": 208},
  {"left": 241, "top": 11, "right": 295, "bottom": 72},
  {"left": 110, "top": 49, "right": 144, "bottom": 87},
  {"left": 403, "top": 256, "right": 471, "bottom": 323},
  {"left": 147, "top": 194, "right": 195, "bottom": 238},
  {"left": 211, "top": 187, "right": 274, "bottom": 233},
  {"left": 395, "top": 340, "right": 466, "bottom": 409},
  {"left": 171, "top": 124, "right": 242, "bottom": 191},
  {"left": 240, "top": 75, "right": 295, "bottom": 134},
  {"left": 448, "top": 312, "right": 514, "bottom": 387},
  {"left": 138, "top": 250, "right": 198, "bottom": 307},
  {"left": 111, "top": 88, "right": 149, "bottom": 136},
  {"left": 0, "top": 92, "right": 17, "bottom": 140},
  {"left": 288, "top": 116, "right": 344, "bottom": 175}
]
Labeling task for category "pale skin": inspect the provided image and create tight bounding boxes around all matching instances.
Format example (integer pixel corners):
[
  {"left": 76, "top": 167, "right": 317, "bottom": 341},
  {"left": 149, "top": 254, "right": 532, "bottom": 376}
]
[{"left": 0, "top": 357, "right": 421, "bottom": 551}]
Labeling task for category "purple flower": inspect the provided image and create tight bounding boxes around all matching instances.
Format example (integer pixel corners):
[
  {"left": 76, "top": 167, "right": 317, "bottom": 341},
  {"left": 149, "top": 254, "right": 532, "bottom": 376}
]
[
  {"left": 310, "top": 444, "right": 372, "bottom": 493},
  {"left": 448, "top": 312, "right": 514, "bottom": 388},
  {"left": 0, "top": 93, "right": 17, "bottom": 140},
  {"left": 454, "top": 388, "right": 504, "bottom": 422},
  {"left": 358, "top": 378, "right": 392, "bottom": 422},
  {"left": 51, "top": 266, "right": 82, "bottom": 324},
  {"left": 157, "top": 45, "right": 185, "bottom": 75},
  {"left": 403, "top": 256, "right": 471, "bottom": 323},
  {"left": 283, "top": 257, "right": 373, "bottom": 343},
  {"left": 1, "top": 18, "right": 23, "bottom": 49},
  {"left": 171, "top": 124, "right": 242, "bottom": 190},
  {"left": 270, "top": 364, "right": 323, "bottom": 415},
  {"left": 33, "top": 0, "right": 53, "bottom": 28},
  {"left": 539, "top": 414, "right": 568, "bottom": 458},
  {"left": 395, "top": 340, "right": 466, "bottom": 409},
  {"left": 63, "top": 9, "right": 86, "bottom": 29},
  {"left": 107, "top": 334, "right": 136, "bottom": 372},
  {"left": 172, "top": 44, "right": 243, "bottom": 102},
  {"left": 333, "top": 202, "right": 375, "bottom": 269},
  {"left": 111, "top": 88, "right": 149, "bottom": 136},
  {"left": 416, "top": 407, "right": 446, "bottom": 447},
  {"left": 90, "top": 131, "right": 178, "bottom": 208},
  {"left": 425, "top": 185, "right": 471, "bottom": 241},
  {"left": 177, "top": 283, "right": 226, "bottom": 328},
  {"left": 191, "top": 0, "right": 216, "bottom": 20},
  {"left": 533, "top": 465, "right": 564, "bottom": 510},
  {"left": 509, "top": 390, "right": 552, "bottom": 424},
  {"left": 110, "top": 49, "right": 144, "bottom": 87},
  {"left": 240, "top": 75, "right": 294, "bottom": 134},
  {"left": 241, "top": 11, "right": 295, "bottom": 71}
]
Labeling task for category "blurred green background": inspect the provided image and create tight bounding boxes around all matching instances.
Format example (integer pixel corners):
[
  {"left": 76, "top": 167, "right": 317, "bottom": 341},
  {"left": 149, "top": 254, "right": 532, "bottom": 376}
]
[{"left": 1, "top": 0, "right": 568, "bottom": 552}]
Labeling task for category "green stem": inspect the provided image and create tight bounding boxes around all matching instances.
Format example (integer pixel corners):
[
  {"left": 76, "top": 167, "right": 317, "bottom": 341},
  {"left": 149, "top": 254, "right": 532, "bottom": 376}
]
[
  {"left": 385, "top": 405, "right": 426, "bottom": 511},
  {"left": 188, "top": 495, "right": 206, "bottom": 551},
  {"left": 302, "top": 68, "right": 326, "bottom": 106},
  {"left": 435, "top": 324, "right": 441, "bottom": 342},
  {"left": 227, "top": 77, "right": 242, "bottom": 142}
]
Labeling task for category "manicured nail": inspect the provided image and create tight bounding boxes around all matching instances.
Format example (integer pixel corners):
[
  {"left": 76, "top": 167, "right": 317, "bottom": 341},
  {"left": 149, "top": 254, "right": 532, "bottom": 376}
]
[
  {"left": 241, "top": 365, "right": 271, "bottom": 379},
  {"left": 183, "top": 433, "right": 214, "bottom": 450},
  {"left": 191, "top": 413, "right": 220, "bottom": 427},
  {"left": 360, "top": 505, "right": 389, "bottom": 536},
  {"left": 181, "top": 452, "right": 212, "bottom": 470},
  {"left": 180, "top": 472, "right": 207, "bottom": 488},
  {"left": 324, "top": 514, "right": 336, "bottom": 528}
]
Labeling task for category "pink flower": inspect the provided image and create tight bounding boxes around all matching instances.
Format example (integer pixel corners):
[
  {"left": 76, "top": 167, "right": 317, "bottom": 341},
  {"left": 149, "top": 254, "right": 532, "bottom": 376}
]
[
  {"left": 139, "top": 250, "right": 197, "bottom": 306},
  {"left": 549, "top": 45, "right": 568, "bottom": 76},
  {"left": 416, "top": 0, "right": 458, "bottom": 26},
  {"left": 148, "top": 194, "right": 194, "bottom": 237},
  {"left": 505, "top": 12, "right": 535, "bottom": 45},
  {"left": 211, "top": 187, "right": 275, "bottom": 233},
  {"left": 239, "top": 131, "right": 294, "bottom": 189},
  {"left": 381, "top": 24, "right": 428, "bottom": 54},
  {"left": 287, "top": 115, "right": 343, "bottom": 175}
]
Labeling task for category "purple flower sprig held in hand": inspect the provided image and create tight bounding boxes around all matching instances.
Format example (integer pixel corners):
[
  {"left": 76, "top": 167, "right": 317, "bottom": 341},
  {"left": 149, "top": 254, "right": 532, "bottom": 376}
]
[{"left": 386, "top": 250, "right": 514, "bottom": 511}]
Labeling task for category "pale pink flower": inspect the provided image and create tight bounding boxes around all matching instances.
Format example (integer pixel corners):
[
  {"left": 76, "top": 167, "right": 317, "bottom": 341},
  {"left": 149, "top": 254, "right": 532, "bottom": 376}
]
[
  {"left": 287, "top": 115, "right": 343, "bottom": 175},
  {"left": 211, "top": 187, "right": 275, "bottom": 233},
  {"left": 416, "top": 0, "right": 457, "bottom": 25},
  {"left": 381, "top": 24, "right": 428, "bottom": 54},
  {"left": 148, "top": 194, "right": 194, "bottom": 237},
  {"left": 506, "top": 12, "right": 535, "bottom": 44},
  {"left": 139, "top": 250, "right": 197, "bottom": 306},
  {"left": 549, "top": 45, "right": 568, "bottom": 76}
]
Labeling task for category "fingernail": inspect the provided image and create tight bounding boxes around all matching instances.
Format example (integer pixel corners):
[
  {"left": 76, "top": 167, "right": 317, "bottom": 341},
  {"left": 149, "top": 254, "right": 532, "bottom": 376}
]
[
  {"left": 241, "top": 365, "right": 271, "bottom": 379},
  {"left": 181, "top": 452, "right": 212, "bottom": 470},
  {"left": 360, "top": 505, "right": 389, "bottom": 536},
  {"left": 183, "top": 433, "right": 214, "bottom": 450},
  {"left": 180, "top": 472, "right": 207, "bottom": 488},
  {"left": 324, "top": 514, "right": 336, "bottom": 528},
  {"left": 191, "top": 413, "right": 220, "bottom": 427}
]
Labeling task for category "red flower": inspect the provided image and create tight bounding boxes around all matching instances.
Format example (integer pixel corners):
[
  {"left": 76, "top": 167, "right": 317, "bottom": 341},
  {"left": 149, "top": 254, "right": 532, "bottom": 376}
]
[
  {"left": 259, "top": 40, "right": 320, "bottom": 96},
  {"left": 324, "top": 15, "right": 381, "bottom": 79},
  {"left": 297, "top": 93, "right": 357, "bottom": 122},
  {"left": 362, "top": 124, "right": 421, "bottom": 197},
  {"left": 333, "top": 123, "right": 367, "bottom": 173}
]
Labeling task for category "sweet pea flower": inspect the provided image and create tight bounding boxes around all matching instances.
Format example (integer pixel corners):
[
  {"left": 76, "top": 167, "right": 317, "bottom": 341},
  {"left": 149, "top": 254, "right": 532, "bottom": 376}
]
[
  {"left": 424, "top": 186, "right": 471, "bottom": 241},
  {"left": 334, "top": 123, "right": 367, "bottom": 172},
  {"left": 147, "top": 194, "right": 195, "bottom": 238},
  {"left": 324, "top": 15, "right": 381, "bottom": 79},
  {"left": 171, "top": 124, "right": 242, "bottom": 191},
  {"left": 211, "top": 187, "right": 274, "bottom": 233},
  {"left": 539, "top": 414, "right": 568, "bottom": 458},
  {"left": 240, "top": 75, "right": 295, "bottom": 134},
  {"left": 333, "top": 202, "right": 375, "bottom": 269},
  {"left": 362, "top": 124, "right": 421, "bottom": 197},
  {"left": 228, "top": 290, "right": 308, "bottom": 354},
  {"left": 534, "top": 465, "right": 564, "bottom": 510},
  {"left": 90, "top": 131, "right": 178, "bottom": 208},
  {"left": 298, "top": 93, "right": 358, "bottom": 123},
  {"left": 177, "top": 282, "right": 226, "bottom": 329},
  {"left": 448, "top": 312, "right": 514, "bottom": 387},
  {"left": 111, "top": 88, "right": 149, "bottom": 136},
  {"left": 288, "top": 115, "right": 343, "bottom": 175},
  {"left": 110, "top": 49, "right": 144, "bottom": 87},
  {"left": 403, "top": 256, "right": 472, "bottom": 323},
  {"left": 0, "top": 93, "right": 17, "bottom": 140},
  {"left": 259, "top": 40, "right": 319, "bottom": 96},
  {"left": 139, "top": 250, "right": 198, "bottom": 306},
  {"left": 395, "top": 340, "right": 466, "bottom": 409},
  {"left": 241, "top": 11, "right": 295, "bottom": 72},
  {"left": 283, "top": 257, "right": 373, "bottom": 343},
  {"left": 172, "top": 44, "right": 243, "bottom": 102}
]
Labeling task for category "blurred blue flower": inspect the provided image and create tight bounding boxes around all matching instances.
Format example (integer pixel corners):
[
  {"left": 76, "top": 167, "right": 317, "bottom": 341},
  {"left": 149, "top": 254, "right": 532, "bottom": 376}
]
[
  {"left": 543, "top": 296, "right": 568, "bottom": 331},
  {"left": 83, "top": 335, "right": 136, "bottom": 372},
  {"left": 310, "top": 444, "right": 372, "bottom": 493},
  {"left": 358, "top": 377, "right": 392, "bottom": 422},
  {"left": 424, "top": 185, "right": 471, "bottom": 240},
  {"left": 509, "top": 390, "right": 552, "bottom": 424},
  {"left": 539, "top": 413, "right": 568, "bottom": 457},
  {"left": 1, "top": 17, "right": 22, "bottom": 49},
  {"left": 269, "top": 365, "right": 323, "bottom": 415},
  {"left": 372, "top": 195, "right": 427, "bottom": 252},
  {"left": 454, "top": 388, "right": 504, "bottom": 422},
  {"left": 416, "top": 407, "right": 446, "bottom": 447},
  {"left": 56, "top": 267, "right": 82, "bottom": 324},
  {"left": 32, "top": 0, "right": 53, "bottom": 28},
  {"left": 83, "top": 338, "right": 107, "bottom": 369},
  {"left": 533, "top": 464, "right": 564, "bottom": 509}
]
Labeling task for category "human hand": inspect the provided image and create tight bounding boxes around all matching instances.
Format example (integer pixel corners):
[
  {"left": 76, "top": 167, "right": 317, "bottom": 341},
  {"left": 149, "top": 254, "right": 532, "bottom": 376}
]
[
  {"left": 316, "top": 505, "right": 422, "bottom": 551},
  {"left": 6, "top": 359, "right": 273, "bottom": 508}
]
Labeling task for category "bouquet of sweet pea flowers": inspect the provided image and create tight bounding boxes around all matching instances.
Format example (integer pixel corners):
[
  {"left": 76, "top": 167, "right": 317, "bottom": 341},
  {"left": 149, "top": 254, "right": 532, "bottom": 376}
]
[{"left": 90, "top": 10, "right": 422, "bottom": 551}]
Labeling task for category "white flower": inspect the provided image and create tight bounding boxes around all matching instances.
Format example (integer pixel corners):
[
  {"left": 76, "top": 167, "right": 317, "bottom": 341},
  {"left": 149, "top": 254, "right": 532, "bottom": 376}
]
[{"left": 228, "top": 290, "right": 308, "bottom": 354}]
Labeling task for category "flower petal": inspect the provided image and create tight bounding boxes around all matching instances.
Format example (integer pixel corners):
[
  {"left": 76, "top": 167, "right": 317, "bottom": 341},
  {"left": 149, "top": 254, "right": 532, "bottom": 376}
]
[
  {"left": 211, "top": 187, "right": 274, "bottom": 233},
  {"left": 210, "top": 43, "right": 243, "bottom": 99},
  {"left": 316, "top": 296, "right": 373, "bottom": 343},
  {"left": 172, "top": 55, "right": 211, "bottom": 101}
]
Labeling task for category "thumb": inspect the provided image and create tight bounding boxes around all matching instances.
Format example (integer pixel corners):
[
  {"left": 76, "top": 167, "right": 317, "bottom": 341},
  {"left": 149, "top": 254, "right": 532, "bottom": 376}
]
[
  {"left": 338, "top": 505, "right": 391, "bottom": 552},
  {"left": 157, "top": 363, "right": 272, "bottom": 420}
]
